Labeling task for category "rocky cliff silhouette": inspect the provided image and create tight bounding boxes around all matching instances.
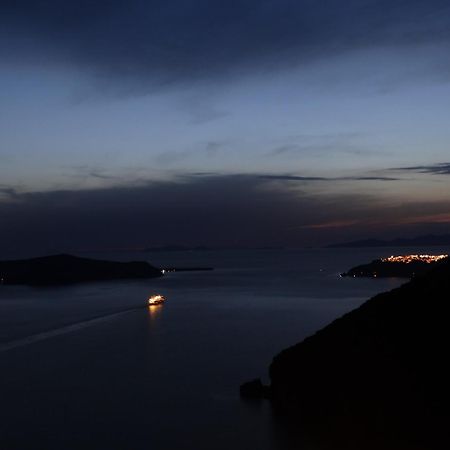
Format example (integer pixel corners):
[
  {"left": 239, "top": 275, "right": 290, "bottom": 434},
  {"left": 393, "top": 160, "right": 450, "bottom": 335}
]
[{"left": 256, "top": 259, "right": 450, "bottom": 448}]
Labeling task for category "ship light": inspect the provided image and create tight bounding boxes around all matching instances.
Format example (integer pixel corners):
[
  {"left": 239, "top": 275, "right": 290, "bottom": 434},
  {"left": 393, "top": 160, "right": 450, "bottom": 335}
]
[{"left": 148, "top": 294, "right": 165, "bottom": 305}]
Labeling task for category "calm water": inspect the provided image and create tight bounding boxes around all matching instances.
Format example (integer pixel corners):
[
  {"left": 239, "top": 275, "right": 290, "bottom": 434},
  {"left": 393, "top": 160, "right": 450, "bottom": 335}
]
[{"left": 0, "top": 248, "right": 434, "bottom": 449}]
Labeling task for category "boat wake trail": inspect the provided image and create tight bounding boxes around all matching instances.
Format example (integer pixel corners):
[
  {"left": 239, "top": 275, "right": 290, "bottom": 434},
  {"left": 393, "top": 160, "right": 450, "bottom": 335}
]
[{"left": 0, "top": 306, "right": 143, "bottom": 354}]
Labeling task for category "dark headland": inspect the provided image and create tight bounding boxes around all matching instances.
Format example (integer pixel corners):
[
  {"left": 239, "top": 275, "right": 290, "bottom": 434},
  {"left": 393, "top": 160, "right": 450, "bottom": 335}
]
[
  {"left": 242, "top": 258, "right": 450, "bottom": 448},
  {"left": 0, "top": 254, "right": 162, "bottom": 286}
]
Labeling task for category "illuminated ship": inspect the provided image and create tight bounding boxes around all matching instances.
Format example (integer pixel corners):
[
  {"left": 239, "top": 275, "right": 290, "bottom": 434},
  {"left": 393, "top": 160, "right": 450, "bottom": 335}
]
[{"left": 148, "top": 294, "right": 166, "bottom": 305}]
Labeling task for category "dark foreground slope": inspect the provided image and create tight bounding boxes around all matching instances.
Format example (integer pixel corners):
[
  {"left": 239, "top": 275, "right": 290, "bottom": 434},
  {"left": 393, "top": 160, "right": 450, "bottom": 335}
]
[
  {"left": 0, "top": 254, "right": 162, "bottom": 285},
  {"left": 269, "top": 259, "right": 450, "bottom": 448}
]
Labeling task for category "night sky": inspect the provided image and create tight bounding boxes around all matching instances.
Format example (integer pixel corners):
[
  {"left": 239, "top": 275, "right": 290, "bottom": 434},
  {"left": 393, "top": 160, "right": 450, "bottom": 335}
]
[{"left": 1, "top": 1, "right": 450, "bottom": 255}]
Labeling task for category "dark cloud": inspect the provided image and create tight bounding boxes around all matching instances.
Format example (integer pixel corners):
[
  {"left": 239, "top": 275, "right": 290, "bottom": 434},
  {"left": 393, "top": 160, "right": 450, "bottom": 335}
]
[
  {"left": 389, "top": 162, "right": 450, "bottom": 175},
  {"left": 267, "top": 133, "right": 377, "bottom": 157},
  {"left": 260, "top": 174, "right": 327, "bottom": 181},
  {"left": 259, "top": 174, "right": 400, "bottom": 182},
  {"left": 0, "top": 185, "right": 20, "bottom": 200},
  {"left": 2, "top": 1, "right": 450, "bottom": 84},
  {"left": 0, "top": 188, "right": 17, "bottom": 198},
  {"left": 1, "top": 174, "right": 448, "bottom": 258},
  {"left": 62, "top": 165, "right": 126, "bottom": 183},
  {"left": 349, "top": 176, "right": 400, "bottom": 181},
  {"left": 187, "top": 172, "right": 221, "bottom": 177},
  {"left": 0, "top": 175, "right": 374, "bottom": 256}
]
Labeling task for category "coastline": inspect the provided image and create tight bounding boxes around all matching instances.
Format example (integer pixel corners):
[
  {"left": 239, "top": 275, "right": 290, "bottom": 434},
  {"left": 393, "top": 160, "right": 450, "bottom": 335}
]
[{"left": 241, "top": 257, "right": 450, "bottom": 448}]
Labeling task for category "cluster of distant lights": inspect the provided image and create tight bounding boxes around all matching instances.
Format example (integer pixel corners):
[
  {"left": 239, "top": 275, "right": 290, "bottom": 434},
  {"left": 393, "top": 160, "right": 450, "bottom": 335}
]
[{"left": 381, "top": 254, "right": 448, "bottom": 264}]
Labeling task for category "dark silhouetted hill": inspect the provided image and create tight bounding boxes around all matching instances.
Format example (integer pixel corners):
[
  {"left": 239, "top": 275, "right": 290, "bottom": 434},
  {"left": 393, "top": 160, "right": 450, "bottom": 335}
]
[
  {"left": 266, "top": 259, "right": 450, "bottom": 448},
  {"left": 0, "top": 254, "right": 162, "bottom": 286}
]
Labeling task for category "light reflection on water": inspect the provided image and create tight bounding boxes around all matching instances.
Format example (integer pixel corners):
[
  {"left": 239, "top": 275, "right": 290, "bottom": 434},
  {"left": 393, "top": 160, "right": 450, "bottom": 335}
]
[{"left": 147, "top": 304, "right": 163, "bottom": 322}]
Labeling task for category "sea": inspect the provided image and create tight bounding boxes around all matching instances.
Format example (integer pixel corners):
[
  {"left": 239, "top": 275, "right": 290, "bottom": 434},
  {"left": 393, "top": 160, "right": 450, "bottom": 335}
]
[{"left": 0, "top": 247, "right": 446, "bottom": 450}]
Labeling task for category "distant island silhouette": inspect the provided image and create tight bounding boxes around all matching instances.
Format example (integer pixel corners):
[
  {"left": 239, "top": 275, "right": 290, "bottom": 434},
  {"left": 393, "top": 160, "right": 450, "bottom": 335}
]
[
  {"left": 0, "top": 254, "right": 162, "bottom": 286},
  {"left": 242, "top": 257, "right": 450, "bottom": 448},
  {"left": 328, "top": 233, "right": 450, "bottom": 248}
]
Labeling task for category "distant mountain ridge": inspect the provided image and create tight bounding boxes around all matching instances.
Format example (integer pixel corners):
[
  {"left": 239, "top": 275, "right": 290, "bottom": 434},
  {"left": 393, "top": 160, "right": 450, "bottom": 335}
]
[{"left": 328, "top": 233, "right": 450, "bottom": 248}]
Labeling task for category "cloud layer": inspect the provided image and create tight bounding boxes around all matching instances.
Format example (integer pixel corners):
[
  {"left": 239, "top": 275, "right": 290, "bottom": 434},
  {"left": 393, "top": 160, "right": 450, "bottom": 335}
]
[
  {"left": 1, "top": 174, "right": 450, "bottom": 257},
  {"left": 390, "top": 163, "right": 450, "bottom": 175},
  {"left": 3, "top": 0, "right": 450, "bottom": 83}
]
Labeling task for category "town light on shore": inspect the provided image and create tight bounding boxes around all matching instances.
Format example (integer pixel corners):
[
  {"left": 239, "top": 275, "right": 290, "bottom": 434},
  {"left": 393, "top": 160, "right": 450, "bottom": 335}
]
[{"left": 381, "top": 254, "right": 448, "bottom": 264}]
